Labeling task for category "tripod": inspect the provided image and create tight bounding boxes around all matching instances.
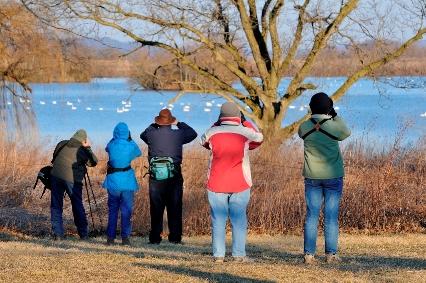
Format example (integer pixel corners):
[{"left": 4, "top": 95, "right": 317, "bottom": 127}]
[{"left": 83, "top": 173, "right": 104, "bottom": 236}]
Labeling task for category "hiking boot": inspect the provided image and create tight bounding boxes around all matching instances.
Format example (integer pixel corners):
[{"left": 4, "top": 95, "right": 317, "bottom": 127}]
[
  {"left": 214, "top": 257, "right": 225, "bottom": 263},
  {"left": 121, "top": 237, "right": 131, "bottom": 246},
  {"left": 106, "top": 237, "right": 115, "bottom": 246},
  {"left": 80, "top": 235, "right": 90, "bottom": 241},
  {"left": 233, "top": 256, "right": 255, "bottom": 263},
  {"left": 303, "top": 254, "right": 317, "bottom": 265},
  {"left": 52, "top": 234, "right": 66, "bottom": 241},
  {"left": 326, "top": 254, "right": 342, "bottom": 264}
]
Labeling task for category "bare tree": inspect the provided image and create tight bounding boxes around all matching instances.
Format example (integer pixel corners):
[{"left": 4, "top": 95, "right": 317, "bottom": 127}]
[{"left": 22, "top": 0, "right": 426, "bottom": 144}]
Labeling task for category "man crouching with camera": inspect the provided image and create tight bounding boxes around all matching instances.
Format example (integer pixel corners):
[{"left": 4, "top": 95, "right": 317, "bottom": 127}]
[{"left": 50, "top": 129, "right": 98, "bottom": 240}]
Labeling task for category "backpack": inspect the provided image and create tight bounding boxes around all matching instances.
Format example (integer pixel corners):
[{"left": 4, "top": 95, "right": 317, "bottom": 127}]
[
  {"left": 148, "top": 157, "right": 175, "bottom": 181},
  {"left": 32, "top": 142, "right": 68, "bottom": 198}
]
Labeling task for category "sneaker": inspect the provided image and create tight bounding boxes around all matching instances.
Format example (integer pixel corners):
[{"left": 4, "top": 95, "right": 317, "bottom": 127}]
[
  {"left": 214, "top": 257, "right": 225, "bottom": 263},
  {"left": 121, "top": 238, "right": 131, "bottom": 246},
  {"left": 303, "top": 254, "right": 317, "bottom": 265},
  {"left": 233, "top": 256, "right": 254, "bottom": 263},
  {"left": 106, "top": 237, "right": 115, "bottom": 246},
  {"left": 326, "top": 254, "right": 342, "bottom": 263}
]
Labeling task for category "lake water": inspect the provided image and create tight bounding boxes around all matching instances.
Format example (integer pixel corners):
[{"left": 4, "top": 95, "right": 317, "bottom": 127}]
[{"left": 25, "top": 77, "right": 426, "bottom": 146}]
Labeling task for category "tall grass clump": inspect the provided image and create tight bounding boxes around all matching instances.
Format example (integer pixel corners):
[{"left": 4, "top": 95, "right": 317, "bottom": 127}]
[{"left": 0, "top": 135, "right": 424, "bottom": 236}]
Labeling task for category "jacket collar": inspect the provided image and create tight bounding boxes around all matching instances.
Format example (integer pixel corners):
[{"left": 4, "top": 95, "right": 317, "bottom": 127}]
[
  {"left": 311, "top": 114, "right": 332, "bottom": 119},
  {"left": 220, "top": 117, "right": 241, "bottom": 126}
]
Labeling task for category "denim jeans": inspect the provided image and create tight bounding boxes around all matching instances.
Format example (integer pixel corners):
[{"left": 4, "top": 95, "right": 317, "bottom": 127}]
[
  {"left": 207, "top": 189, "right": 251, "bottom": 257},
  {"left": 107, "top": 190, "right": 135, "bottom": 239},
  {"left": 50, "top": 176, "right": 88, "bottom": 238},
  {"left": 304, "top": 177, "right": 343, "bottom": 255}
]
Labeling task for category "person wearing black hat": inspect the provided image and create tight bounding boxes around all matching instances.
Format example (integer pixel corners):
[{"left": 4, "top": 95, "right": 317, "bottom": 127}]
[
  {"left": 298, "top": 92, "right": 351, "bottom": 264},
  {"left": 140, "top": 108, "right": 197, "bottom": 244},
  {"left": 50, "top": 129, "right": 98, "bottom": 240}
]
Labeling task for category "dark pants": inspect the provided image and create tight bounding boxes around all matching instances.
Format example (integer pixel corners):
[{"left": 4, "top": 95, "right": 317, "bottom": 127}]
[
  {"left": 50, "top": 176, "right": 88, "bottom": 238},
  {"left": 149, "top": 174, "right": 183, "bottom": 243}
]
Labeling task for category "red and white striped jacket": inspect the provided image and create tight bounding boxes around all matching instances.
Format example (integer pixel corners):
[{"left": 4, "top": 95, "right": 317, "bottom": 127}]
[{"left": 201, "top": 117, "right": 263, "bottom": 193}]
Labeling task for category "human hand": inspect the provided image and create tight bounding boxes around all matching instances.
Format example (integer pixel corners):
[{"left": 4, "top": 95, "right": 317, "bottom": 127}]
[
  {"left": 329, "top": 107, "right": 337, "bottom": 118},
  {"left": 82, "top": 139, "right": 91, "bottom": 147}
]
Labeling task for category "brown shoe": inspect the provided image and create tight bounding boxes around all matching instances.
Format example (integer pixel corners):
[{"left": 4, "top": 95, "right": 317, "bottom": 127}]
[
  {"left": 304, "top": 254, "right": 317, "bottom": 265},
  {"left": 233, "top": 256, "right": 255, "bottom": 263},
  {"left": 326, "top": 254, "right": 342, "bottom": 263}
]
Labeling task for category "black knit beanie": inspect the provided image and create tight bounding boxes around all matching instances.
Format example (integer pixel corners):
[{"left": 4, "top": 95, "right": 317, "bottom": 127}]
[{"left": 309, "top": 92, "right": 333, "bottom": 114}]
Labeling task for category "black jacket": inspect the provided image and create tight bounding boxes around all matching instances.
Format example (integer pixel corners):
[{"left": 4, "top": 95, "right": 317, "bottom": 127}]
[{"left": 140, "top": 122, "right": 197, "bottom": 165}]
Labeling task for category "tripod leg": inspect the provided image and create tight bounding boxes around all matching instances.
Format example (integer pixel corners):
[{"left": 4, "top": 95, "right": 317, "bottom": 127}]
[
  {"left": 84, "top": 175, "right": 95, "bottom": 233},
  {"left": 86, "top": 174, "right": 104, "bottom": 232}
]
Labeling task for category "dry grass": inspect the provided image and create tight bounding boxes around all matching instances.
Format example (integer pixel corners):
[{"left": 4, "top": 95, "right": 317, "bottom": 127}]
[
  {"left": 0, "top": 231, "right": 425, "bottom": 282},
  {"left": 0, "top": 135, "right": 425, "bottom": 236}
]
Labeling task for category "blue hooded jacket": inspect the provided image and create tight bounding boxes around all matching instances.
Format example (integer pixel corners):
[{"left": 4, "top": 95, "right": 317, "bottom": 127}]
[{"left": 103, "top": 122, "right": 142, "bottom": 191}]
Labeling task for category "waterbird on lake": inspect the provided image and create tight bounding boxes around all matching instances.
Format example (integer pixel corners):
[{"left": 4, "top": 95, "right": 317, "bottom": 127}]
[
  {"left": 117, "top": 108, "right": 124, "bottom": 113},
  {"left": 335, "top": 106, "right": 340, "bottom": 110},
  {"left": 66, "top": 101, "right": 73, "bottom": 106},
  {"left": 299, "top": 106, "right": 305, "bottom": 111},
  {"left": 39, "top": 101, "right": 46, "bottom": 105},
  {"left": 205, "top": 102, "right": 213, "bottom": 107},
  {"left": 52, "top": 101, "right": 57, "bottom": 105},
  {"left": 98, "top": 107, "right": 104, "bottom": 111},
  {"left": 420, "top": 112, "right": 426, "bottom": 117},
  {"left": 289, "top": 105, "right": 296, "bottom": 109},
  {"left": 216, "top": 104, "right": 222, "bottom": 107},
  {"left": 204, "top": 108, "right": 211, "bottom": 112},
  {"left": 71, "top": 106, "right": 77, "bottom": 110},
  {"left": 86, "top": 107, "right": 92, "bottom": 111}
]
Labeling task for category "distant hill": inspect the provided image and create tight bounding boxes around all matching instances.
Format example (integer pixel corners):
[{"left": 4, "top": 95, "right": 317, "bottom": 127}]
[{"left": 78, "top": 37, "right": 139, "bottom": 52}]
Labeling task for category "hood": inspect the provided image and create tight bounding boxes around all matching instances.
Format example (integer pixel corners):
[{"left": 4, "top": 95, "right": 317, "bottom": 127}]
[{"left": 113, "top": 122, "right": 130, "bottom": 140}]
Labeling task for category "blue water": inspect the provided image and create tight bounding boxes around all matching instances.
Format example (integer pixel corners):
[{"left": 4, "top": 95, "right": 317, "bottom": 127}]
[{"left": 24, "top": 77, "right": 426, "bottom": 146}]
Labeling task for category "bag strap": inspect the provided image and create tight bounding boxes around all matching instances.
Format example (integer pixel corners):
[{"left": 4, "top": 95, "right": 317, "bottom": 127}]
[
  {"left": 301, "top": 118, "right": 339, "bottom": 141},
  {"left": 51, "top": 142, "right": 68, "bottom": 164}
]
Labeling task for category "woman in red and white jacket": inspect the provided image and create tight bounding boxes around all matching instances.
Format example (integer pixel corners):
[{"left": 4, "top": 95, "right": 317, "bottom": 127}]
[{"left": 201, "top": 102, "right": 263, "bottom": 263}]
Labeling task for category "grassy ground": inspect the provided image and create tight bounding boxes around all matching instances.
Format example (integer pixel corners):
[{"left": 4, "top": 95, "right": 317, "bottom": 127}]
[{"left": 0, "top": 232, "right": 425, "bottom": 283}]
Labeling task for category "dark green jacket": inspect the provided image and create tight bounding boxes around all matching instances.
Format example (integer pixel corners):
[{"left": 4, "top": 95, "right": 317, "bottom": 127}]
[
  {"left": 51, "top": 138, "right": 98, "bottom": 184},
  {"left": 298, "top": 115, "right": 351, "bottom": 179}
]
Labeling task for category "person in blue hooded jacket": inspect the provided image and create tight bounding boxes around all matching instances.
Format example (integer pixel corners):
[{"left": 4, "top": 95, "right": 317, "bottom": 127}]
[{"left": 103, "top": 122, "right": 142, "bottom": 246}]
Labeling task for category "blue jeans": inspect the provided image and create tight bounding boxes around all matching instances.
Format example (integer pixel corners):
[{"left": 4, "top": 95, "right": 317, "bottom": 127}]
[
  {"left": 304, "top": 177, "right": 343, "bottom": 255},
  {"left": 207, "top": 189, "right": 250, "bottom": 257},
  {"left": 107, "top": 190, "right": 135, "bottom": 239},
  {"left": 50, "top": 176, "right": 88, "bottom": 238}
]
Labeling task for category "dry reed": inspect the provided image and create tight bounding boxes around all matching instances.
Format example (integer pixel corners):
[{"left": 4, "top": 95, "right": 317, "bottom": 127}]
[{"left": 0, "top": 135, "right": 424, "bottom": 236}]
